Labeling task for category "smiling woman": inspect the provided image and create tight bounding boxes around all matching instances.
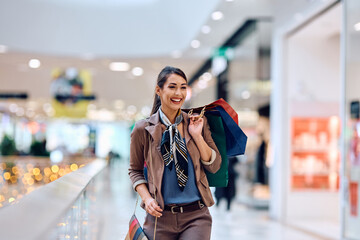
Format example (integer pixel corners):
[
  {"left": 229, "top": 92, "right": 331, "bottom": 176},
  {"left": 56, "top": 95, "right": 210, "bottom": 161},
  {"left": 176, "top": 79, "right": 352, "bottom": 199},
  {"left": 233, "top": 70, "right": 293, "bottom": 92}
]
[{"left": 128, "top": 66, "right": 222, "bottom": 239}]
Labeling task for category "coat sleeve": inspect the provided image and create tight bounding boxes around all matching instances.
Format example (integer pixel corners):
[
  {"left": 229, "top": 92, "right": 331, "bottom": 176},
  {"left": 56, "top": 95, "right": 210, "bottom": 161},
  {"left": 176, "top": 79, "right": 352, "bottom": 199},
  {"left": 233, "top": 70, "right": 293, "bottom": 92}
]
[
  {"left": 200, "top": 116, "right": 222, "bottom": 173},
  {"left": 128, "top": 121, "right": 148, "bottom": 191}
]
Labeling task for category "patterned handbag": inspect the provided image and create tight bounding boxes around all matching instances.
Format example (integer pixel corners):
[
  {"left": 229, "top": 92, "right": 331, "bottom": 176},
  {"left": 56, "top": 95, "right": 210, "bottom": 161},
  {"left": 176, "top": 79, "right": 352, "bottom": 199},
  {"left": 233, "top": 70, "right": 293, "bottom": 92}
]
[{"left": 125, "top": 203, "right": 149, "bottom": 240}]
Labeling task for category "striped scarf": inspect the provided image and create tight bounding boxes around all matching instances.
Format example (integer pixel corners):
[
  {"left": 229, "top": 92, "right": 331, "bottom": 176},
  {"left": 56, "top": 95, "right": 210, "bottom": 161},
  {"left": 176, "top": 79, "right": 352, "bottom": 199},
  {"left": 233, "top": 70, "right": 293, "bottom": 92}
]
[{"left": 159, "top": 108, "right": 188, "bottom": 191}]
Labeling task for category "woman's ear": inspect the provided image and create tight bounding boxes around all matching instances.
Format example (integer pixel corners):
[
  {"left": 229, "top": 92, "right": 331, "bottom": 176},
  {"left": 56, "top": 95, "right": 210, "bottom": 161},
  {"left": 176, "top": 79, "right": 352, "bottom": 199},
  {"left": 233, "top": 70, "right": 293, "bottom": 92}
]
[{"left": 155, "top": 85, "right": 160, "bottom": 96}]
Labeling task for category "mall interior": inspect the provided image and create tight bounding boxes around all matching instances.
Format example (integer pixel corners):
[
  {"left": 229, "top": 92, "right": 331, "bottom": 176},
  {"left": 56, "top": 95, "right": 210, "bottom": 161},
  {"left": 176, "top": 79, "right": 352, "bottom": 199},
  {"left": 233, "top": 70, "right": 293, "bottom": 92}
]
[{"left": 0, "top": 0, "right": 359, "bottom": 239}]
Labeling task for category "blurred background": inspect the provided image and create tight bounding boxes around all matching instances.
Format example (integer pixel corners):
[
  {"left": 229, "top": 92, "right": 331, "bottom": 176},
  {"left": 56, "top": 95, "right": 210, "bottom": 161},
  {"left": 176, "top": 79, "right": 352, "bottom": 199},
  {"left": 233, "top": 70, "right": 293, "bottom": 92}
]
[{"left": 0, "top": 0, "right": 359, "bottom": 239}]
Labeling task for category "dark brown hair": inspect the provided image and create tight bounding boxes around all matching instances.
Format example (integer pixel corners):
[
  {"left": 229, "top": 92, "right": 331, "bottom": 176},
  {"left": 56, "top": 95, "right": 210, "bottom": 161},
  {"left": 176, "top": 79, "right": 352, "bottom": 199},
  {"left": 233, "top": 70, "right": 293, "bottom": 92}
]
[{"left": 150, "top": 66, "right": 187, "bottom": 115}]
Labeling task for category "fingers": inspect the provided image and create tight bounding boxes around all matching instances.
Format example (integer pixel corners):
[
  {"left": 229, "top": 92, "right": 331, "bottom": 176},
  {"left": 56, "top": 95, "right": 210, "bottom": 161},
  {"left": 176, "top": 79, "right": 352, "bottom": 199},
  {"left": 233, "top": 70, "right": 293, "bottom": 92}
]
[
  {"left": 190, "top": 115, "right": 203, "bottom": 123},
  {"left": 145, "top": 199, "right": 162, "bottom": 217},
  {"left": 190, "top": 117, "right": 203, "bottom": 125}
]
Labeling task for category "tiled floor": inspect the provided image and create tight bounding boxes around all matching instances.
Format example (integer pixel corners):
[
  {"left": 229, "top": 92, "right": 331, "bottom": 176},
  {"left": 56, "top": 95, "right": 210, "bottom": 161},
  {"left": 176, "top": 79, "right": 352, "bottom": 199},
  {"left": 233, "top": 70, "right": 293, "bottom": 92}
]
[{"left": 99, "top": 160, "right": 328, "bottom": 240}]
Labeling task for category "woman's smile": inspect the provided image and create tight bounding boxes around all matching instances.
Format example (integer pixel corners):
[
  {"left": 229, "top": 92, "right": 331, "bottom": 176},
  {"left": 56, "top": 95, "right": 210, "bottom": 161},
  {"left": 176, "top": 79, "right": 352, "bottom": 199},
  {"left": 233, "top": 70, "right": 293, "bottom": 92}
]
[{"left": 170, "top": 97, "right": 183, "bottom": 104}]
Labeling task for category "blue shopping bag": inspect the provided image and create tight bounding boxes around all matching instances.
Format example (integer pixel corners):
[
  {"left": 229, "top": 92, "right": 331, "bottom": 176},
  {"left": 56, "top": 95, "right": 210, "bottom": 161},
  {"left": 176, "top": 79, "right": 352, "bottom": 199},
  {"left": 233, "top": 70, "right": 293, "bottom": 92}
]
[{"left": 205, "top": 106, "right": 247, "bottom": 156}]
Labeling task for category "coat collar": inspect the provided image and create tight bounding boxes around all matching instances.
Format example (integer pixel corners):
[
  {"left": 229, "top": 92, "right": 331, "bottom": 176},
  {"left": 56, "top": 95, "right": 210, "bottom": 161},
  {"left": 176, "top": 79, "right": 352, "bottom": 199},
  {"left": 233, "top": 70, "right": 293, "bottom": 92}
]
[{"left": 145, "top": 109, "right": 192, "bottom": 145}]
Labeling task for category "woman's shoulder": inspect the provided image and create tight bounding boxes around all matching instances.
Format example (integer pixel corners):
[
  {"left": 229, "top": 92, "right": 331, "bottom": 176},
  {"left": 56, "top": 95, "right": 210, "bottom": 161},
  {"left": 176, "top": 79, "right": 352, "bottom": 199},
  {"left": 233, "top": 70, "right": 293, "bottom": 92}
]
[{"left": 133, "top": 118, "right": 149, "bottom": 131}]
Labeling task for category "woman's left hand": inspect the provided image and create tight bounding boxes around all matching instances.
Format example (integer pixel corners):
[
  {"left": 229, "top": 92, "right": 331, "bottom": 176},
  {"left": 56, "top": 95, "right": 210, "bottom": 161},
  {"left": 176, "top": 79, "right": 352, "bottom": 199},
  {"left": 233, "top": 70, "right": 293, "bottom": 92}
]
[{"left": 189, "top": 114, "right": 203, "bottom": 139}]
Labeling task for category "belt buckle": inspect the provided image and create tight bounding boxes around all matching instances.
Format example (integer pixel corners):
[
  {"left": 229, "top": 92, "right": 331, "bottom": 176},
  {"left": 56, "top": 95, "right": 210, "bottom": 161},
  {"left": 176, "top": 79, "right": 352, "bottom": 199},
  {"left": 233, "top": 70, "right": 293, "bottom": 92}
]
[
  {"left": 171, "top": 206, "right": 183, "bottom": 214},
  {"left": 198, "top": 201, "right": 204, "bottom": 209}
]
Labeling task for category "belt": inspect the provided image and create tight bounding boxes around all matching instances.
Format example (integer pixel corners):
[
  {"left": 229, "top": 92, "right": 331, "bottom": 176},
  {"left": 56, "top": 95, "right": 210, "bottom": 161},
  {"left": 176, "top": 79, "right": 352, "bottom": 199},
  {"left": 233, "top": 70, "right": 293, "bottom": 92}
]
[{"left": 164, "top": 200, "right": 205, "bottom": 214}]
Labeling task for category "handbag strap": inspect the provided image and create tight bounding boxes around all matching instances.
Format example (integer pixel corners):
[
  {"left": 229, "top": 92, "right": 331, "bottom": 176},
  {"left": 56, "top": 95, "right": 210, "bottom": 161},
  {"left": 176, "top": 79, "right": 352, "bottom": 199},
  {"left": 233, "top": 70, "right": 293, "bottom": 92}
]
[
  {"left": 131, "top": 128, "right": 158, "bottom": 240},
  {"left": 148, "top": 134, "right": 158, "bottom": 240}
]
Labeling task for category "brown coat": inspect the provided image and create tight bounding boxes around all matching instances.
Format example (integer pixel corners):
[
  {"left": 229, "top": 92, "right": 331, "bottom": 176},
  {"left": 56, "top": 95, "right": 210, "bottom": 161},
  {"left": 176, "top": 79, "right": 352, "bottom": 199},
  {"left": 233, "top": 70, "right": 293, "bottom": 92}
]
[{"left": 128, "top": 110, "right": 222, "bottom": 209}]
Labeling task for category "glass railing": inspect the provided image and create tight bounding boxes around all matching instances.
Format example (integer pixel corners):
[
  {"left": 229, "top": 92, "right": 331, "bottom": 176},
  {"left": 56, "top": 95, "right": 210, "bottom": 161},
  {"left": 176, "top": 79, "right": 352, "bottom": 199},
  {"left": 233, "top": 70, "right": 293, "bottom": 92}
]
[{"left": 0, "top": 158, "right": 107, "bottom": 240}]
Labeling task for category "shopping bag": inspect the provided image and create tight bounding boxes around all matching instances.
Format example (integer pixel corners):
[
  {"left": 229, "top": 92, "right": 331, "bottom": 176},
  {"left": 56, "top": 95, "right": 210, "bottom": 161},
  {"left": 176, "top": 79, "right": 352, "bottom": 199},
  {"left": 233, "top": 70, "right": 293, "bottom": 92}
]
[
  {"left": 186, "top": 98, "right": 239, "bottom": 124},
  {"left": 206, "top": 106, "right": 247, "bottom": 156},
  {"left": 205, "top": 114, "right": 229, "bottom": 187},
  {"left": 184, "top": 99, "right": 247, "bottom": 187},
  {"left": 185, "top": 99, "right": 247, "bottom": 156}
]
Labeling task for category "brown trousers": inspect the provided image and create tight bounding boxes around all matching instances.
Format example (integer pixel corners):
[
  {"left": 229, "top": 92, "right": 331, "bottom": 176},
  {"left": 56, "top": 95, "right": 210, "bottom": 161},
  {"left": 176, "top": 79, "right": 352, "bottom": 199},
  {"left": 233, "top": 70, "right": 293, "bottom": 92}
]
[{"left": 143, "top": 206, "right": 212, "bottom": 240}]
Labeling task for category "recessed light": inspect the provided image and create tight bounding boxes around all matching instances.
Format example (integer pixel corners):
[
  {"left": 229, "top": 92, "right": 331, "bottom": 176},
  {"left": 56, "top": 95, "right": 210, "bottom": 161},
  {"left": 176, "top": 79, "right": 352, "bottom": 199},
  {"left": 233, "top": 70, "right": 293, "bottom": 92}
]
[
  {"left": 109, "top": 62, "right": 130, "bottom": 71},
  {"left": 241, "top": 90, "right": 251, "bottom": 99},
  {"left": 212, "top": 11, "right": 223, "bottom": 21},
  {"left": 191, "top": 40, "right": 201, "bottom": 48},
  {"left": 201, "top": 25, "right": 211, "bottom": 34},
  {"left": 132, "top": 67, "right": 144, "bottom": 76},
  {"left": 0, "top": 45, "right": 8, "bottom": 53},
  {"left": 354, "top": 22, "right": 360, "bottom": 31},
  {"left": 29, "top": 59, "right": 41, "bottom": 69}
]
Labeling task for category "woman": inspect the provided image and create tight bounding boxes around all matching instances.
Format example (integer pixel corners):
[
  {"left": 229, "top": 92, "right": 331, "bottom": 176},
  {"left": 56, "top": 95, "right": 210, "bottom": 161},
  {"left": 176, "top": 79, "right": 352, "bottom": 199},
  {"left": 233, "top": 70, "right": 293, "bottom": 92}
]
[{"left": 129, "top": 66, "right": 221, "bottom": 240}]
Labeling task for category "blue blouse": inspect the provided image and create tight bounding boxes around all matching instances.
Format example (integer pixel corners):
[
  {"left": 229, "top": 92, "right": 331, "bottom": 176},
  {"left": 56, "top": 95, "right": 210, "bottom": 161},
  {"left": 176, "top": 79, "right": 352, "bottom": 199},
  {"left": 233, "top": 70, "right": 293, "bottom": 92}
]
[{"left": 161, "top": 138, "right": 201, "bottom": 205}]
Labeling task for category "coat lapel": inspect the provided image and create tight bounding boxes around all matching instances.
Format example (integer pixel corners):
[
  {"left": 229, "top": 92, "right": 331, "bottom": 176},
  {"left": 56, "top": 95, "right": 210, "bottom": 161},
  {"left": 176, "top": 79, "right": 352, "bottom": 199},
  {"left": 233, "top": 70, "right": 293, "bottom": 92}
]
[
  {"left": 182, "top": 112, "right": 192, "bottom": 145},
  {"left": 144, "top": 111, "right": 165, "bottom": 198}
]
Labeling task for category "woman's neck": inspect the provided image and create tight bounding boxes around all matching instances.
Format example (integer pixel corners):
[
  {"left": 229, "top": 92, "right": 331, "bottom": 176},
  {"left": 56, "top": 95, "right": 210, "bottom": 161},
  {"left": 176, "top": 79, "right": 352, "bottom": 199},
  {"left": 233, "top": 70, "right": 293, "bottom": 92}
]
[{"left": 160, "top": 106, "right": 179, "bottom": 124}]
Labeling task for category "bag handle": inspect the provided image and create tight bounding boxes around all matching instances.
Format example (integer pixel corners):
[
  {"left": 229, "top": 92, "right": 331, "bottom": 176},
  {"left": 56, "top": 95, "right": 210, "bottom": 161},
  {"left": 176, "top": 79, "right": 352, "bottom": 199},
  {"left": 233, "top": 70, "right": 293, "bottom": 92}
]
[
  {"left": 188, "top": 106, "right": 206, "bottom": 120},
  {"left": 131, "top": 128, "right": 157, "bottom": 240}
]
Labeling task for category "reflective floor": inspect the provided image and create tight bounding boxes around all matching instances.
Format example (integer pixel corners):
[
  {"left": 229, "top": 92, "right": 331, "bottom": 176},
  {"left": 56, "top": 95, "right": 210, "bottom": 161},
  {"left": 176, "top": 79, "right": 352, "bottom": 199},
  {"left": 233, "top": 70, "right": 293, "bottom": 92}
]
[{"left": 99, "top": 160, "right": 326, "bottom": 240}]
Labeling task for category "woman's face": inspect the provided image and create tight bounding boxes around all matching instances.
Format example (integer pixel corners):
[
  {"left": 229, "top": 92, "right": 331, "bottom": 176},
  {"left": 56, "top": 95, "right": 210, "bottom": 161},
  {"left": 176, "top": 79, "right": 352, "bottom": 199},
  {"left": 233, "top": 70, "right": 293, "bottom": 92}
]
[{"left": 156, "top": 73, "right": 187, "bottom": 113}]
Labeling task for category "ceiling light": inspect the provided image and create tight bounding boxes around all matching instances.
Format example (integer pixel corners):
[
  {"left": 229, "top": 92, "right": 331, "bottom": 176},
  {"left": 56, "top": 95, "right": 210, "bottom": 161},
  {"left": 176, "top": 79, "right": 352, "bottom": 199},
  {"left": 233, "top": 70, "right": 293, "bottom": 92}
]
[
  {"left": 171, "top": 50, "right": 182, "bottom": 59},
  {"left": 81, "top": 53, "right": 95, "bottom": 61},
  {"left": 132, "top": 67, "right": 144, "bottom": 76},
  {"left": 226, "top": 0, "right": 234, "bottom": 2},
  {"left": 16, "top": 107, "right": 25, "bottom": 117},
  {"left": 0, "top": 45, "right": 8, "bottom": 53},
  {"left": 113, "top": 100, "right": 125, "bottom": 110},
  {"left": 126, "top": 105, "right": 137, "bottom": 115},
  {"left": 201, "top": 25, "right": 211, "bottom": 34},
  {"left": 354, "top": 22, "right": 360, "bottom": 31},
  {"left": 201, "top": 72, "right": 212, "bottom": 81},
  {"left": 211, "top": 11, "right": 223, "bottom": 21},
  {"left": 141, "top": 106, "right": 151, "bottom": 116},
  {"left": 9, "top": 103, "right": 18, "bottom": 113},
  {"left": 109, "top": 62, "right": 130, "bottom": 71},
  {"left": 241, "top": 90, "right": 251, "bottom": 99},
  {"left": 191, "top": 40, "right": 201, "bottom": 49},
  {"left": 29, "top": 59, "right": 41, "bottom": 69},
  {"left": 198, "top": 79, "right": 208, "bottom": 89}
]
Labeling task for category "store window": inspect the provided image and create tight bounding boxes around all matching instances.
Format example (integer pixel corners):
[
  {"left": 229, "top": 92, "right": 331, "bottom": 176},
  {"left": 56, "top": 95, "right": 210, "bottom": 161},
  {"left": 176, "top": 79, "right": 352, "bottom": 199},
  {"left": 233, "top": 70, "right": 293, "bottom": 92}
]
[
  {"left": 343, "top": 1, "right": 360, "bottom": 239},
  {"left": 283, "top": 4, "right": 342, "bottom": 234}
]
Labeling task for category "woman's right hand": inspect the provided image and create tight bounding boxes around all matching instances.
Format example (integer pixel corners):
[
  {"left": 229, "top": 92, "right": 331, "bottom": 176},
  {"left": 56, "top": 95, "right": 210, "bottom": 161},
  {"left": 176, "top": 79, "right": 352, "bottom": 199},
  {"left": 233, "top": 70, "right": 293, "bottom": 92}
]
[{"left": 144, "top": 197, "right": 163, "bottom": 217}]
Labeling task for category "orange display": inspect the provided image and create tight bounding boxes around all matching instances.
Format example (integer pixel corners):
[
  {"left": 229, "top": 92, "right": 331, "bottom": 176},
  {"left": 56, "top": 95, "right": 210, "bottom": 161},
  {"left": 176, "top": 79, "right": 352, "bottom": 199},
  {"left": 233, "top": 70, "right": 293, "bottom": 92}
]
[{"left": 291, "top": 117, "right": 340, "bottom": 190}]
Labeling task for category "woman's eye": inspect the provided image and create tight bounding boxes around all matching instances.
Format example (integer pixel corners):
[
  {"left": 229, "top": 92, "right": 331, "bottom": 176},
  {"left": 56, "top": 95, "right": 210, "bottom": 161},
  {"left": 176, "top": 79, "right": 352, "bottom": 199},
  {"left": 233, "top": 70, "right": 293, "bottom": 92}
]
[
  {"left": 169, "top": 86, "right": 175, "bottom": 89},
  {"left": 181, "top": 87, "right": 187, "bottom": 90}
]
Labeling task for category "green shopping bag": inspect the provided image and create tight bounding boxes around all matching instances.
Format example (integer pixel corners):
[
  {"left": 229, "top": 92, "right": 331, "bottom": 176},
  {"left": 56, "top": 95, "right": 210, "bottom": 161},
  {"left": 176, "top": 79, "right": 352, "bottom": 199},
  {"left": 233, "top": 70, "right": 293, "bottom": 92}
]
[{"left": 205, "top": 114, "right": 228, "bottom": 187}]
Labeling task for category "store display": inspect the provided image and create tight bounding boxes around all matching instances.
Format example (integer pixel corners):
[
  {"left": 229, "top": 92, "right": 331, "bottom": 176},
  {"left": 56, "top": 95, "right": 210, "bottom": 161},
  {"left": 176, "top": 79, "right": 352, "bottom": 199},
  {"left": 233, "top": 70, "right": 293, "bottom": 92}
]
[
  {"left": 291, "top": 117, "right": 340, "bottom": 190},
  {"left": 349, "top": 182, "right": 358, "bottom": 217}
]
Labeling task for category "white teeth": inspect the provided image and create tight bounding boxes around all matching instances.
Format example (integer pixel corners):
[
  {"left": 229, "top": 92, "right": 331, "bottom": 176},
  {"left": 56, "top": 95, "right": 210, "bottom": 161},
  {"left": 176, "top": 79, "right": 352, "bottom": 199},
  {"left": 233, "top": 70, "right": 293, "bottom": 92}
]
[{"left": 172, "top": 99, "right": 181, "bottom": 102}]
